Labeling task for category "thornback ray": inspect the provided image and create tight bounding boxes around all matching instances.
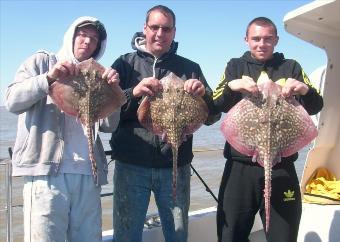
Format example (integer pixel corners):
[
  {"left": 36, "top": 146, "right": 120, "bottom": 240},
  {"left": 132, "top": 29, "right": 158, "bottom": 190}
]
[
  {"left": 49, "top": 58, "right": 126, "bottom": 183},
  {"left": 137, "top": 72, "right": 208, "bottom": 200},
  {"left": 220, "top": 77, "right": 318, "bottom": 232}
]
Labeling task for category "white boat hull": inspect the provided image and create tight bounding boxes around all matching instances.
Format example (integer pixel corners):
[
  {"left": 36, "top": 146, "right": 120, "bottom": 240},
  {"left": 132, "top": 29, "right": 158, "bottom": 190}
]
[
  {"left": 284, "top": 0, "right": 340, "bottom": 194},
  {"left": 298, "top": 203, "right": 340, "bottom": 242},
  {"left": 102, "top": 206, "right": 265, "bottom": 242}
]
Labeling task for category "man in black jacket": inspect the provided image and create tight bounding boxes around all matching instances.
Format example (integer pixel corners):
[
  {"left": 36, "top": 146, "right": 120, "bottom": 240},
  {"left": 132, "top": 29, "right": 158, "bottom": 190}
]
[
  {"left": 213, "top": 17, "right": 323, "bottom": 242},
  {"left": 109, "top": 5, "right": 219, "bottom": 242}
]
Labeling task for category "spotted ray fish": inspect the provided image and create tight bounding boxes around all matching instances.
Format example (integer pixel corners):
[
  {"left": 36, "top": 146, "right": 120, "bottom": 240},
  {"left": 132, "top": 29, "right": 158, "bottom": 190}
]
[
  {"left": 49, "top": 58, "right": 126, "bottom": 183},
  {"left": 220, "top": 77, "right": 318, "bottom": 232},
  {"left": 137, "top": 72, "right": 208, "bottom": 200}
]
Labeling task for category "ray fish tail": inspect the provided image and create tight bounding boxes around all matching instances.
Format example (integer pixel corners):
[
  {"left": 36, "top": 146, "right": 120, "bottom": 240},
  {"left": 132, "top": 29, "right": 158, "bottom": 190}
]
[
  {"left": 86, "top": 70, "right": 98, "bottom": 184},
  {"left": 172, "top": 146, "right": 178, "bottom": 202}
]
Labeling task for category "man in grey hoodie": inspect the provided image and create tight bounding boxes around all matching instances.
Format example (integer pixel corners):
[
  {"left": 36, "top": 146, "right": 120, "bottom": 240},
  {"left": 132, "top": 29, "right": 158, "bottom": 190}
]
[{"left": 5, "top": 16, "right": 120, "bottom": 242}]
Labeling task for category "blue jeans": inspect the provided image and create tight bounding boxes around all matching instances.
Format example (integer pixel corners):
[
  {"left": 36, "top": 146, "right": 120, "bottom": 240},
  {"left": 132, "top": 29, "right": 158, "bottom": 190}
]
[{"left": 113, "top": 161, "right": 191, "bottom": 242}]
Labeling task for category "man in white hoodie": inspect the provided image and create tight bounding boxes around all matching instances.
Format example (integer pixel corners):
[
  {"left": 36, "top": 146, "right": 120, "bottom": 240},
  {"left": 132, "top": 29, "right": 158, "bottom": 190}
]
[{"left": 5, "top": 16, "right": 120, "bottom": 242}]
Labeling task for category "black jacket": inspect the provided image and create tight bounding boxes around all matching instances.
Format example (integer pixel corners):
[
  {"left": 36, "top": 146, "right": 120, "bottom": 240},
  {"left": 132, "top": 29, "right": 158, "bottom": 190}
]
[
  {"left": 110, "top": 32, "right": 220, "bottom": 168},
  {"left": 213, "top": 51, "right": 323, "bottom": 163}
]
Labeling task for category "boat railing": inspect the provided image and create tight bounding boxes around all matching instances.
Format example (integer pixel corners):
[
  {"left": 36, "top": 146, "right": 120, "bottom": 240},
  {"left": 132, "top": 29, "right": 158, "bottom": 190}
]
[{"left": 0, "top": 148, "right": 14, "bottom": 242}]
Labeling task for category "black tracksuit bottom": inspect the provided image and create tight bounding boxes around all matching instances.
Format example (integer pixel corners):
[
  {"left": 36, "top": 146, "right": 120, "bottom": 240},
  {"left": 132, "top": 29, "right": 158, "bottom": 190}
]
[{"left": 216, "top": 159, "right": 302, "bottom": 242}]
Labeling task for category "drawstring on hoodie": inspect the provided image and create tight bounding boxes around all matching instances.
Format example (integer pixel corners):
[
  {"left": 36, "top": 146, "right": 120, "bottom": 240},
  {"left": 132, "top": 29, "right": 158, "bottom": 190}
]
[{"left": 152, "top": 58, "right": 158, "bottom": 78}]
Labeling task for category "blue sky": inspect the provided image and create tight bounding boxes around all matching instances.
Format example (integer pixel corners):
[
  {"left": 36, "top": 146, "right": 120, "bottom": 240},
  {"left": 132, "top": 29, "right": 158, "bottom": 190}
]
[{"left": 0, "top": 0, "right": 327, "bottom": 106}]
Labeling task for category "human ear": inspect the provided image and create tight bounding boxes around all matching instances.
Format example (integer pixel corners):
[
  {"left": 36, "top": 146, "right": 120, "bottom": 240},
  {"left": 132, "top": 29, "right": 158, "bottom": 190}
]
[{"left": 143, "top": 23, "right": 147, "bottom": 35}]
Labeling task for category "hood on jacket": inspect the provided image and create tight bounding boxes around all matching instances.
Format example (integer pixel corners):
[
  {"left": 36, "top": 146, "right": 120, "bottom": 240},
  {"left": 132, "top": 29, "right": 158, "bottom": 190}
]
[
  {"left": 56, "top": 16, "right": 107, "bottom": 63},
  {"left": 242, "top": 51, "right": 285, "bottom": 66},
  {"left": 131, "top": 32, "right": 178, "bottom": 57}
]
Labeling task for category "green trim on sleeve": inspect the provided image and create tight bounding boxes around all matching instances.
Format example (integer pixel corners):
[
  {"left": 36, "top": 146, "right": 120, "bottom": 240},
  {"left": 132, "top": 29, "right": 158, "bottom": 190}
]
[
  {"left": 212, "top": 71, "right": 227, "bottom": 100},
  {"left": 302, "top": 69, "right": 313, "bottom": 86},
  {"left": 302, "top": 69, "right": 321, "bottom": 94}
]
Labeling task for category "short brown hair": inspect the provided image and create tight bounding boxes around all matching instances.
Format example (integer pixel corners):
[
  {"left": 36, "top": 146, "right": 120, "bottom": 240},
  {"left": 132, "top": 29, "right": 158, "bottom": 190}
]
[
  {"left": 146, "top": 5, "right": 176, "bottom": 27},
  {"left": 246, "top": 17, "right": 277, "bottom": 37}
]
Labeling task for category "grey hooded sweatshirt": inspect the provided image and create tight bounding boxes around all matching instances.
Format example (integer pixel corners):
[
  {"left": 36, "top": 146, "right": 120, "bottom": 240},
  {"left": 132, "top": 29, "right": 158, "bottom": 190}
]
[{"left": 5, "top": 16, "right": 119, "bottom": 185}]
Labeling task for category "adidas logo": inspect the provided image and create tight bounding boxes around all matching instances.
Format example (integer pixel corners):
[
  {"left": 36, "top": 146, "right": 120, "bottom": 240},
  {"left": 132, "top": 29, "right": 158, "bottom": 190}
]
[{"left": 283, "top": 189, "right": 296, "bottom": 202}]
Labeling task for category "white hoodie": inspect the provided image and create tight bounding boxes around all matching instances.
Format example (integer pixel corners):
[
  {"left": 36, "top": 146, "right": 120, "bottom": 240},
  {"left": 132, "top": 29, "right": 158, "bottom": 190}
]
[
  {"left": 57, "top": 16, "right": 107, "bottom": 62},
  {"left": 5, "top": 16, "right": 116, "bottom": 185}
]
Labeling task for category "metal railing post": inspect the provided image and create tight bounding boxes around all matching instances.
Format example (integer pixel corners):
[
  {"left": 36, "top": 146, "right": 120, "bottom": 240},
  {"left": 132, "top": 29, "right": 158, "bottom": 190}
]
[{"left": 6, "top": 147, "right": 13, "bottom": 242}]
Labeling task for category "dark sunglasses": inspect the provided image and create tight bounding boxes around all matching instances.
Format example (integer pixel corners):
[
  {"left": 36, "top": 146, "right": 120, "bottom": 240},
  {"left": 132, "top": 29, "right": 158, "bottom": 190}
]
[{"left": 147, "top": 24, "right": 174, "bottom": 33}]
